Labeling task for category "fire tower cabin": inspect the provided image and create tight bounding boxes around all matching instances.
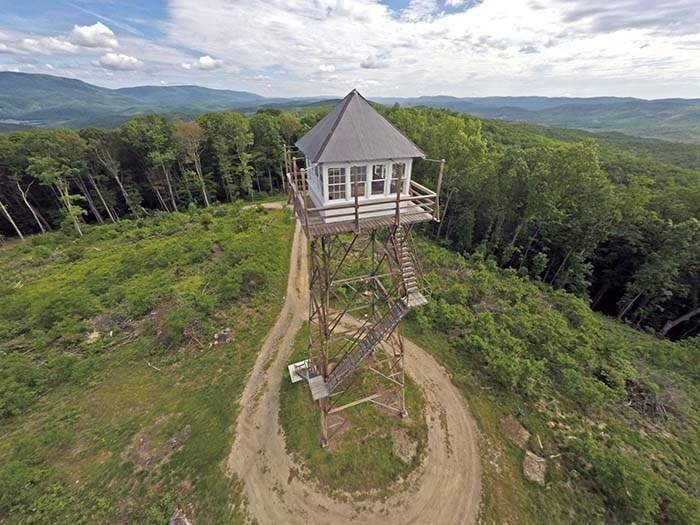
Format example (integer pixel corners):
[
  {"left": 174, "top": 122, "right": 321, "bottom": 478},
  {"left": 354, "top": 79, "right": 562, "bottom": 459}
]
[{"left": 287, "top": 89, "right": 437, "bottom": 237}]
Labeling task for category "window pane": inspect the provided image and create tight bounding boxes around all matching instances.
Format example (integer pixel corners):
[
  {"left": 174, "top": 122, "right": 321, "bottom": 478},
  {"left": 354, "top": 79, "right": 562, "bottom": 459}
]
[
  {"left": 390, "top": 162, "right": 406, "bottom": 193},
  {"left": 371, "top": 164, "right": 386, "bottom": 195},
  {"left": 350, "top": 165, "right": 367, "bottom": 198},
  {"left": 327, "top": 167, "right": 347, "bottom": 200}
]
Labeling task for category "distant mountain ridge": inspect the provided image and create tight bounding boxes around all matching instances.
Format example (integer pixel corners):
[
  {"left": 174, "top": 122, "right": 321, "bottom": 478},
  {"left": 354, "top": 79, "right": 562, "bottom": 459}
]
[
  {"left": 0, "top": 72, "right": 315, "bottom": 129},
  {"left": 1, "top": 72, "right": 699, "bottom": 142},
  {"left": 375, "top": 95, "right": 700, "bottom": 143}
]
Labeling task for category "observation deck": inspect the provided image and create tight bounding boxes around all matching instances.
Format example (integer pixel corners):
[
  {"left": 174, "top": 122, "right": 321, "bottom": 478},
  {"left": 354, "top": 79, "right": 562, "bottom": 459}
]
[{"left": 286, "top": 170, "right": 436, "bottom": 238}]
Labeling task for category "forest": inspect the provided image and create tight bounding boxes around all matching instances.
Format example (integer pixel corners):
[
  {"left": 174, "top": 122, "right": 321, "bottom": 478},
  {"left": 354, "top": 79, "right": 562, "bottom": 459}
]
[{"left": 0, "top": 104, "right": 698, "bottom": 339}]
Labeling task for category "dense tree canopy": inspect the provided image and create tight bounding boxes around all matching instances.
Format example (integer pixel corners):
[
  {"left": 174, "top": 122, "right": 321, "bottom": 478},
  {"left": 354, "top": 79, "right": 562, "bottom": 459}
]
[
  {"left": 0, "top": 105, "right": 697, "bottom": 338},
  {"left": 378, "top": 105, "right": 699, "bottom": 339}
]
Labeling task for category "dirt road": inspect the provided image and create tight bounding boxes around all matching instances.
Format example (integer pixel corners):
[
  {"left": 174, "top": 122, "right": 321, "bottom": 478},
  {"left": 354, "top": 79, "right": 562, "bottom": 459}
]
[{"left": 227, "top": 217, "right": 481, "bottom": 524}]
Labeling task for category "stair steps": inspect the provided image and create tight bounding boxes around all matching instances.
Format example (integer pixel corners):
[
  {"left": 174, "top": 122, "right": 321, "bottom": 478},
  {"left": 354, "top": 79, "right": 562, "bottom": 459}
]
[{"left": 308, "top": 226, "right": 427, "bottom": 399}]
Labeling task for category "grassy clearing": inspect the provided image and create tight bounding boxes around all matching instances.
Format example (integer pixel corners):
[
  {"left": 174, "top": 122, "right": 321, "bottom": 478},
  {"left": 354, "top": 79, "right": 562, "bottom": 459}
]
[
  {"left": 404, "top": 236, "right": 699, "bottom": 524},
  {"left": 279, "top": 324, "right": 428, "bottom": 497},
  {"left": 0, "top": 204, "right": 294, "bottom": 523}
]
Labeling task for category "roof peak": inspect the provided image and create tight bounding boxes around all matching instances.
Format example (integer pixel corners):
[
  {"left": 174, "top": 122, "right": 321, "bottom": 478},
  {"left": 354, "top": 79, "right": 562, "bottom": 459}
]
[{"left": 295, "top": 90, "right": 424, "bottom": 163}]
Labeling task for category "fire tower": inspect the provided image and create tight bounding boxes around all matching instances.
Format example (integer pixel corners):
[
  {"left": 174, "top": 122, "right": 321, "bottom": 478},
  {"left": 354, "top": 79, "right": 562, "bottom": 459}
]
[{"left": 285, "top": 90, "right": 443, "bottom": 446}]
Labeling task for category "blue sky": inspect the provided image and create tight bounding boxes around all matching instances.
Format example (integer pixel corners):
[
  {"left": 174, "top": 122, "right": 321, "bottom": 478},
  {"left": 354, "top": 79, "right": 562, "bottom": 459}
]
[{"left": 0, "top": 0, "right": 698, "bottom": 98}]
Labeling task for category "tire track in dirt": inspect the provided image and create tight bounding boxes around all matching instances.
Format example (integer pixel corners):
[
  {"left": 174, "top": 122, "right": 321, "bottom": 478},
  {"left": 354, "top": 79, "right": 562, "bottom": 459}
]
[{"left": 227, "top": 216, "right": 481, "bottom": 524}]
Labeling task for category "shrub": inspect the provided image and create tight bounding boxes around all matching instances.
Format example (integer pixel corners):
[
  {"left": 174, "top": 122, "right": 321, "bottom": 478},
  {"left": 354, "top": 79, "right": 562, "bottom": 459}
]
[
  {"left": 200, "top": 213, "right": 213, "bottom": 230},
  {"left": 0, "top": 459, "right": 44, "bottom": 513},
  {"left": 159, "top": 305, "right": 199, "bottom": 347},
  {"left": 0, "top": 353, "right": 45, "bottom": 419},
  {"left": 239, "top": 268, "right": 268, "bottom": 297},
  {"left": 657, "top": 482, "right": 699, "bottom": 524},
  {"left": 572, "top": 437, "right": 660, "bottom": 523}
]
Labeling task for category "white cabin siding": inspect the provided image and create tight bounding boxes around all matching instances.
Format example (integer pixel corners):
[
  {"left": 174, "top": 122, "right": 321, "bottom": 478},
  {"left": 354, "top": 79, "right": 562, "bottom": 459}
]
[
  {"left": 310, "top": 158, "right": 413, "bottom": 207},
  {"left": 306, "top": 158, "right": 415, "bottom": 222}
]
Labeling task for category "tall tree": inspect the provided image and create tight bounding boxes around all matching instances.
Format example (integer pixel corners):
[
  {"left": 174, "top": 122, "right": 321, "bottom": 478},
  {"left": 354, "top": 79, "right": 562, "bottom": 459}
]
[
  {"left": 81, "top": 128, "right": 137, "bottom": 217},
  {"left": 121, "top": 115, "right": 178, "bottom": 211},
  {"left": 27, "top": 130, "right": 87, "bottom": 236},
  {"left": 174, "top": 120, "right": 210, "bottom": 206},
  {"left": 250, "top": 112, "right": 283, "bottom": 193},
  {"left": 198, "top": 111, "right": 253, "bottom": 201}
]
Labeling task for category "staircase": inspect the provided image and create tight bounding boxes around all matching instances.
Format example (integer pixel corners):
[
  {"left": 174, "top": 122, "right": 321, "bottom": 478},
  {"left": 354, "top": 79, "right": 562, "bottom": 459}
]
[
  {"left": 396, "top": 227, "right": 428, "bottom": 308},
  {"left": 309, "top": 226, "right": 427, "bottom": 400}
]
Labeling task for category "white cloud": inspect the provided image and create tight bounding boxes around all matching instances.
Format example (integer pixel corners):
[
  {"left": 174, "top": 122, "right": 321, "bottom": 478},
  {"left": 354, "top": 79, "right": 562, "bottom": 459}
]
[
  {"left": 181, "top": 55, "right": 224, "bottom": 70},
  {"left": 360, "top": 54, "right": 385, "bottom": 69},
  {"left": 2, "top": 0, "right": 697, "bottom": 98},
  {"left": 20, "top": 37, "right": 79, "bottom": 54},
  {"left": 99, "top": 52, "right": 143, "bottom": 71},
  {"left": 70, "top": 22, "right": 118, "bottom": 48},
  {"left": 198, "top": 55, "right": 223, "bottom": 69},
  {"left": 402, "top": 0, "right": 440, "bottom": 21},
  {"left": 161, "top": 0, "right": 700, "bottom": 98}
]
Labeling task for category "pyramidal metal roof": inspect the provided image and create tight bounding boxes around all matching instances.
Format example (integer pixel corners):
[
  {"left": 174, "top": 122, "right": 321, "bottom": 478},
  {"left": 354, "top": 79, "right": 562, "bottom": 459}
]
[{"left": 296, "top": 89, "right": 425, "bottom": 164}]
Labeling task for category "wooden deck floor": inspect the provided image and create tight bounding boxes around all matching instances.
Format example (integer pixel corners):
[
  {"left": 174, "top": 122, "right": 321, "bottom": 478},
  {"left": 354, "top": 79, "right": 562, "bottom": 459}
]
[{"left": 298, "top": 206, "right": 433, "bottom": 238}]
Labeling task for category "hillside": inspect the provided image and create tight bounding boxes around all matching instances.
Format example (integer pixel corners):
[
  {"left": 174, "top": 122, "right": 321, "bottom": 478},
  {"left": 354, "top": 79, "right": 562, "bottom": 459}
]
[
  {"left": 0, "top": 204, "right": 294, "bottom": 522},
  {"left": 0, "top": 72, "right": 314, "bottom": 129},
  {"left": 487, "top": 122, "right": 700, "bottom": 173},
  {"left": 3, "top": 73, "right": 700, "bottom": 143},
  {"left": 378, "top": 95, "right": 700, "bottom": 143},
  {"left": 407, "top": 238, "right": 699, "bottom": 524},
  {"left": 1, "top": 204, "right": 696, "bottom": 522},
  {"left": 478, "top": 119, "right": 700, "bottom": 186}
]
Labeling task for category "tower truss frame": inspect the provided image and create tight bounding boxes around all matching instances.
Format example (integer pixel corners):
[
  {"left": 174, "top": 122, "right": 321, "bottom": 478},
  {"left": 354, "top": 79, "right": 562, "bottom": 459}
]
[{"left": 284, "top": 145, "right": 442, "bottom": 446}]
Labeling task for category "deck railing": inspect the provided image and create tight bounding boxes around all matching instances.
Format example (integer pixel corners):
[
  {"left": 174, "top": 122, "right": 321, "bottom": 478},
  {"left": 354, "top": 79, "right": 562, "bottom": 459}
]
[{"left": 286, "top": 169, "right": 437, "bottom": 236}]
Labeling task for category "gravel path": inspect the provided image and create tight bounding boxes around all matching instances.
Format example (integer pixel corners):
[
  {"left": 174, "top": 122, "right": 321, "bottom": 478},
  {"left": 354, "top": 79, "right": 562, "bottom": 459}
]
[{"left": 227, "top": 216, "right": 481, "bottom": 524}]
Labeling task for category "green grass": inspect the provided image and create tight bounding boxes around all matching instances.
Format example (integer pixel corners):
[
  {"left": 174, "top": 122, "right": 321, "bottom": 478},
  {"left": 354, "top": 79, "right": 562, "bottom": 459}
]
[
  {"left": 404, "top": 236, "right": 699, "bottom": 524},
  {"left": 0, "top": 203, "right": 294, "bottom": 523},
  {"left": 279, "top": 324, "right": 428, "bottom": 496}
]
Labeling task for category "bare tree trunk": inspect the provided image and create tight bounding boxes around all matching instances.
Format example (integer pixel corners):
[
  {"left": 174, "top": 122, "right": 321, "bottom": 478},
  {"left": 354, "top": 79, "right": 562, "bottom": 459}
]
[
  {"left": 618, "top": 292, "right": 642, "bottom": 320},
  {"left": 161, "top": 163, "right": 178, "bottom": 212},
  {"left": 519, "top": 225, "right": 541, "bottom": 269},
  {"left": 87, "top": 172, "right": 117, "bottom": 222},
  {"left": 661, "top": 306, "right": 700, "bottom": 337},
  {"left": 193, "top": 155, "right": 210, "bottom": 207},
  {"left": 32, "top": 204, "right": 51, "bottom": 232},
  {"left": 16, "top": 182, "right": 46, "bottom": 233},
  {"left": 511, "top": 220, "right": 524, "bottom": 245},
  {"left": 0, "top": 198, "right": 24, "bottom": 240},
  {"left": 591, "top": 281, "right": 611, "bottom": 309},
  {"left": 75, "top": 175, "right": 104, "bottom": 224},
  {"left": 57, "top": 181, "right": 83, "bottom": 237},
  {"left": 267, "top": 166, "right": 273, "bottom": 193},
  {"left": 633, "top": 296, "right": 650, "bottom": 327},
  {"left": 112, "top": 171, "right": 135, "bottom": 216},
  {"left": 444, "top": 213, "right": 454, "bottom": 242},
  {"left": 550, "top": 247, "right": 573, "bottom": 285},
  {"left": 436, "top": 188, "right": 454, "bottom": 238},
  {"left": 153, "top": 184, "right": 169, "bottom": 212}
]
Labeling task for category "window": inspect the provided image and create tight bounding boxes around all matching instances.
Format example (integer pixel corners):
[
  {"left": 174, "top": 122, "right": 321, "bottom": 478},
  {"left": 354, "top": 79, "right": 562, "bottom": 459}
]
[
  {"left": 390, "top": 162, "right": 406, "bottom": 194},
  {"left": 371, "top": 164, "right": 386, "bottom": 195},
  {"left": 350, "top": 165, "right": 367, "bottom": 198},
  {"left": 327, "top": 167, "right": 347, "bottom": 200}
]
